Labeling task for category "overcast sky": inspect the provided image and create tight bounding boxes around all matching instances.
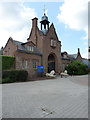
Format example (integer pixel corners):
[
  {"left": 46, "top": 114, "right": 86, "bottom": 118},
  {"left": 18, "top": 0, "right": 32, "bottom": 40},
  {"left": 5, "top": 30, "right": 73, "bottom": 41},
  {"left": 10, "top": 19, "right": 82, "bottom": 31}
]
[{"left": 0, "top": 0, "right": 89, "bottom": 58}]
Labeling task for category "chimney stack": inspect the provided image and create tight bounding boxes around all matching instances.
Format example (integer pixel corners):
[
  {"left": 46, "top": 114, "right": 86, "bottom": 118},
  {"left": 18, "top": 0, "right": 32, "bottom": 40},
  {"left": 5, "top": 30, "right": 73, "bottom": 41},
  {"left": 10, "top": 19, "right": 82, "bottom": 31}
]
[
  {"left": 32, "top": 17, "right": 38, "bottom": 28},
  {"left": 78, "top": 48, "right": 80, "bottom": 54}
]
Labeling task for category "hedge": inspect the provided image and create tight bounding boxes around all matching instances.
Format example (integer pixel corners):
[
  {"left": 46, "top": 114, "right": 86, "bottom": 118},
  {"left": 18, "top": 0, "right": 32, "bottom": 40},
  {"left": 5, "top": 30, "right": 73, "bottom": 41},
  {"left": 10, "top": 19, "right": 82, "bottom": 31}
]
[
  {"left": 2, "top": 55, "right": 15, "bottom": 70},
  {"left": 2, "top": 70, "right": 28, "bottom": 83}
]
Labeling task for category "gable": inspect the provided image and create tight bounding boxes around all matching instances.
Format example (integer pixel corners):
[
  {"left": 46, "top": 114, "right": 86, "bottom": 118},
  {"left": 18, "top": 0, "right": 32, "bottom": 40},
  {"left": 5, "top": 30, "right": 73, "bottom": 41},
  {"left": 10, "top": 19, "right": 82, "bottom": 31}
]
[
  {"left": 47, "top": 23, "right": 60, "bottom": 42},
  {"left": 3, "top": 38, "right": 17, "bottom": 56},
  {"left": 3, "top": 37, "right": 13, "bottom": 50}
]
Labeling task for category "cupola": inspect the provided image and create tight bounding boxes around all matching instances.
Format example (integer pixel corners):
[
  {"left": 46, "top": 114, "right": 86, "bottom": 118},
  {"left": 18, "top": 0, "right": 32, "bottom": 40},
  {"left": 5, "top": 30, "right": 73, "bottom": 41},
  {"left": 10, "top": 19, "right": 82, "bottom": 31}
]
[{"left": 40, "top": 13, "right": 50, "bottom": 31}]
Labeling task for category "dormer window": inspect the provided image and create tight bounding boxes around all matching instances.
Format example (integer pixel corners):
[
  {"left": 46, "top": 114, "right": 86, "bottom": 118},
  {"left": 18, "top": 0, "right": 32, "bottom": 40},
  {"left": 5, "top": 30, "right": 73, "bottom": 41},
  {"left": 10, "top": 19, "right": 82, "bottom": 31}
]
[
  {"left": 51, "top": 39, "right": 56, "bottom": 47},
  {"left": 27, "top": 46, "right": 34, "bottom": 52}
]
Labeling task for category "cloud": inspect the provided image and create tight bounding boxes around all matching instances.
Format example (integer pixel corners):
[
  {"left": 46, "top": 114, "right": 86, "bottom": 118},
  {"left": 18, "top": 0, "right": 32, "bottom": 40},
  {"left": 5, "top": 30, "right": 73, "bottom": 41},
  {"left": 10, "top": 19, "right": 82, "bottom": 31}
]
[
  {"left": 57, "top": 0, "right": 88, "bottom": 32},
  {"left": 0, "top": 2, "right": 37, "bottom": 48},
  {"left": 57, "top": 0, "right": 89, "bottom": 58}
]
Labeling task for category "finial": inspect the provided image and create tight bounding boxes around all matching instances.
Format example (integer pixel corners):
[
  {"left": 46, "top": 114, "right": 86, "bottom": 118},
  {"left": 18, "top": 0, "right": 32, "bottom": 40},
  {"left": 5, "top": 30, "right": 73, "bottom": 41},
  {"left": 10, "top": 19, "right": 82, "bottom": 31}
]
[{"left": 43, "top": 4, "right": 46, "bottom": 15}]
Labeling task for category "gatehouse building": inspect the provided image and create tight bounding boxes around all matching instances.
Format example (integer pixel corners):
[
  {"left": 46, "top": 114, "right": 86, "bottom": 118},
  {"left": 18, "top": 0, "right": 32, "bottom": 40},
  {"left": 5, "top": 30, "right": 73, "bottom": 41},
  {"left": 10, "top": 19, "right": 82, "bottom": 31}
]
[{"left": 2, "top": 12, "right": 85, "bottom": 78}]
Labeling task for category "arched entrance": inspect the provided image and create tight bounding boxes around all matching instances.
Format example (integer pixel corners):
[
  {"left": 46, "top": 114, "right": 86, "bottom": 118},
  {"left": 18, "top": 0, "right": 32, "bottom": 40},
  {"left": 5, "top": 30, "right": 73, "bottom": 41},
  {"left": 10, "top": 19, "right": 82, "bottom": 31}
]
[{"left": 48, "top": 53, "right": 56, "bottom": 73}]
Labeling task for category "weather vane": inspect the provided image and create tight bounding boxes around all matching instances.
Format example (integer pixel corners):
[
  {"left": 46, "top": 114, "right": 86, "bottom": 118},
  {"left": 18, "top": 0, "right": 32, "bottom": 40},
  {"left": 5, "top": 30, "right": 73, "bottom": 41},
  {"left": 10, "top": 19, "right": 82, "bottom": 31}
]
[{"left": 43, "top": 4, "right": 46, "bottom": 15}]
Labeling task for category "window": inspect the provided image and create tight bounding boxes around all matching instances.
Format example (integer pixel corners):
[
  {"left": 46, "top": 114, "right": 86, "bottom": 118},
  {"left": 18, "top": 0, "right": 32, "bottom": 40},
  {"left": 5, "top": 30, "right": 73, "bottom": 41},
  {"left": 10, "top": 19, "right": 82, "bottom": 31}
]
[
  {"left": 27, "top": 46, "right": 34, "bottom": 52},
  {"left": 22, "top": 60, "right": 28, "bottom": 69},
  {"left": 51, "top": 39, "right": 53, "bottom": 46},
  {"left": 32, "top": 60, "right": 38, "bottom": 69},
  {"left": 54, "top": 40, "right": 56, "bottom": 47},
  {"left": 51, "top": 39, "right": 56, "bottom": 47}
]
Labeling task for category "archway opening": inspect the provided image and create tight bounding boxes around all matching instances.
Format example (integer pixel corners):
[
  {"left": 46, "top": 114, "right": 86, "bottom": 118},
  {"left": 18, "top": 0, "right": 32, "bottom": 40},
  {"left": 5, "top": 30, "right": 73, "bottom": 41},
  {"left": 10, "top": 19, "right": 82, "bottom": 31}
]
[{"left": 48, "top": 54, "right": 55, "bottom": 73}]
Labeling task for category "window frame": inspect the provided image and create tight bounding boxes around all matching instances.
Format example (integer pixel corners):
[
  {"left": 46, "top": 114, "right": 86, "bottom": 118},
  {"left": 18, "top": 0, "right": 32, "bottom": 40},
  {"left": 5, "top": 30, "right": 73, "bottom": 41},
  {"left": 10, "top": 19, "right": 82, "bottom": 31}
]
[
  {"left": 27, "top": 46, "right": 34, "bottom": 52},
  {"left": 32, "top": 59, "right": 39, "bottom": 69},
  {"left": 22, "top": 59, "right": 28, "bottom": 69},
  {"left": 50, "top": 39, "right": 56, "bottom": 48}
]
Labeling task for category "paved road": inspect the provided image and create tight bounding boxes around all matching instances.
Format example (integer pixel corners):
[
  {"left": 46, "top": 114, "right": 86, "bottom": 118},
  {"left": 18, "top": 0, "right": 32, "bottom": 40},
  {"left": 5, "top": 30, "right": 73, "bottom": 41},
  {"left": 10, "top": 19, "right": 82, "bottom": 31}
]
[{"left": 2, "top": 75, "right": 88, "bottom": 118}]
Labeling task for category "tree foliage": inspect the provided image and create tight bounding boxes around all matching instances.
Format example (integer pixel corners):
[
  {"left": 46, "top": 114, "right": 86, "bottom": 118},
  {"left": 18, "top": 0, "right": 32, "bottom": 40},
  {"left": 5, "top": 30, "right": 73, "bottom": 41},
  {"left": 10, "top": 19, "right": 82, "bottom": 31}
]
[{"left": 65, "top": 60, "right": 88, "bottom": 75}]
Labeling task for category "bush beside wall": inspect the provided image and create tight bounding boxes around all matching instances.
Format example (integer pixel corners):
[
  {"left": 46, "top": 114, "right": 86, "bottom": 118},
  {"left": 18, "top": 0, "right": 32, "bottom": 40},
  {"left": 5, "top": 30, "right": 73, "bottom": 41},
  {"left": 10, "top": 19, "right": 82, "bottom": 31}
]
[
  {"left": 2, "top": 56, "right": 15, "bottom": 70},
  {"left": 2, "top": 70, "right": 28, "bottom": 83}
]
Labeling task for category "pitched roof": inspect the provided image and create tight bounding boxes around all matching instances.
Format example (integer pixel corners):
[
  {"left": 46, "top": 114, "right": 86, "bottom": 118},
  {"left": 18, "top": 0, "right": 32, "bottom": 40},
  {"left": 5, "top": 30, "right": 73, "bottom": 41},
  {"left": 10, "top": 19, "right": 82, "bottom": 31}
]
[
  {"left": 3, "top": 38, "right": 42, "bottom": 56},
  {"left": 12, "top": 40, "right": 42, "bottom": 56},
  {"left": 68, "top": 54, "right": 77, "bottom": 60},
  {"left": 17, "top": 46, "right": 42, "bottom": 56},
  {"left": 13, "top": 40, "right": 23, "bottom": 45},
  {"left": 61, "top": 57, "right": 70, "bottom": 61},
  {"left": 12, "top": 40, "right": 26, "bottom": 51},
  {"left": 61, "top": 51, "right": 77, "bottom": 61}
]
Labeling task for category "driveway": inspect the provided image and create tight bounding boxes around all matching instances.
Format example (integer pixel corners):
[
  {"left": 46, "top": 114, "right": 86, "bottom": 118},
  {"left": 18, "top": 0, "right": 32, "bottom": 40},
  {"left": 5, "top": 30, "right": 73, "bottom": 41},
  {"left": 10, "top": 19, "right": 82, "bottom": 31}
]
[{"left": 2, "top": 75, "right": 88, "bottom": 118}]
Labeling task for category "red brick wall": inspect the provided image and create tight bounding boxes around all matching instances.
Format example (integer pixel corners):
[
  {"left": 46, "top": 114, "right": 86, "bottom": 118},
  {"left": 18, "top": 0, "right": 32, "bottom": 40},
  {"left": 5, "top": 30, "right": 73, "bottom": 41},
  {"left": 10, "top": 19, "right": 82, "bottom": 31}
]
[
  {"left": 3, "top": 40, "right": 17, "bottom": 57},
  {"left": 15, "top": 52, "right": 42, "bottom": 79},
  {"left": 40, "top": 25, "right": 62, "bottom": 73},
  {"left": 27, "top": 18, "right": 62, "bottom": 74}
]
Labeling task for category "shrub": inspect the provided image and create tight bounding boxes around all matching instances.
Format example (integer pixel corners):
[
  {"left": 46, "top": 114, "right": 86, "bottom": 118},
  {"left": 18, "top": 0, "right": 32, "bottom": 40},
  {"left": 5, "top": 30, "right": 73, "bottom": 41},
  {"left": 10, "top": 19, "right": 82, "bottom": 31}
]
[
  {"left": 2, "top": 70, "right": 28, "bottom": 83},
  {"left": 65, "top": 60, "right": 88, "bottom": 75},
  {"left": 2, "top": 77, "right": 13, "bottom": 84},
  {"left": 2, "top": 55, "right": 15, "bottom": 70}
]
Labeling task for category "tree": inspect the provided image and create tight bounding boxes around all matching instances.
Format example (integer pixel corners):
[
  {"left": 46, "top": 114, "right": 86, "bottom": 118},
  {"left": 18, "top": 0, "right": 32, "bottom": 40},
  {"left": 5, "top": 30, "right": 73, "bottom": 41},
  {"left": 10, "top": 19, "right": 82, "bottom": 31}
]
[{"left": 65, "top": 60, "right": 88, "bottom": 75}]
